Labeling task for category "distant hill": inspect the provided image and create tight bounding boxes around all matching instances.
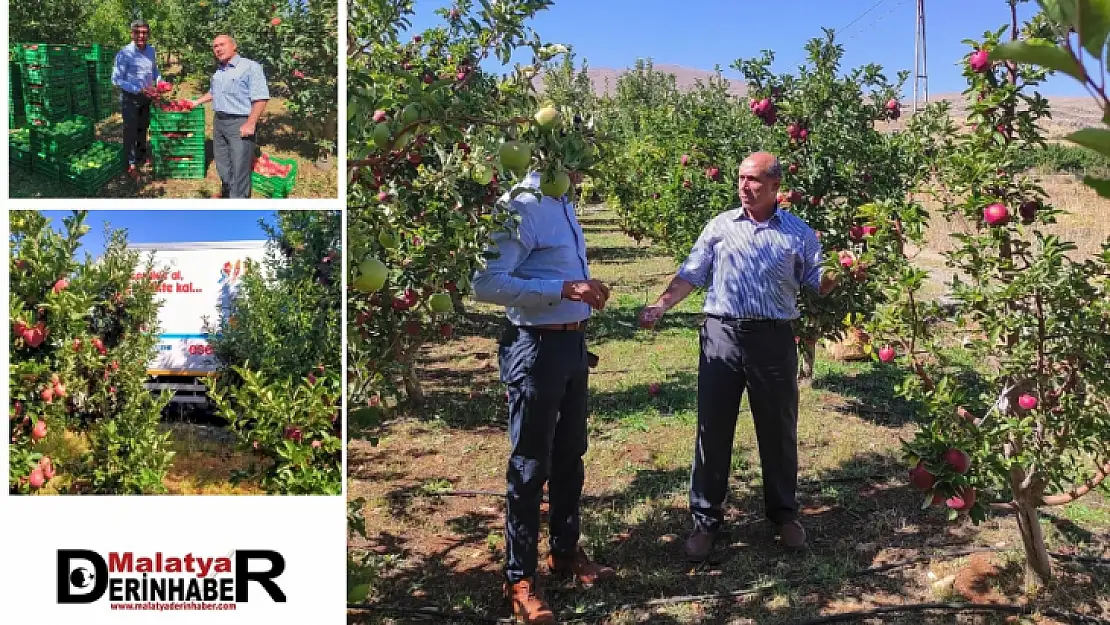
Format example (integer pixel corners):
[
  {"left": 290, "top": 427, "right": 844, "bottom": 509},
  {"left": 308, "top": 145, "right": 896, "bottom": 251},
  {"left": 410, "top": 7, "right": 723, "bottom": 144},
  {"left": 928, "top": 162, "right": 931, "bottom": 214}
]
[
  {"left": 535, "top": 64, "right": 1104, "bottom": 138},
  {"left": 534, "top": 63, "right": 749, "bottom": 97}
]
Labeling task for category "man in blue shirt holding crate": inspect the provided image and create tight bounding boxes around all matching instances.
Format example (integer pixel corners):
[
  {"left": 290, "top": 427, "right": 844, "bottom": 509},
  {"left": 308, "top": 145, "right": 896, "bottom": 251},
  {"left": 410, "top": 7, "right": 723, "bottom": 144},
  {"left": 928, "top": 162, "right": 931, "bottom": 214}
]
[
  {"left": 111, "top": 20, "right": 161, "bottom": 178},
  {"left": 189, "top": 34, "right": 270, "bottom": 198}
]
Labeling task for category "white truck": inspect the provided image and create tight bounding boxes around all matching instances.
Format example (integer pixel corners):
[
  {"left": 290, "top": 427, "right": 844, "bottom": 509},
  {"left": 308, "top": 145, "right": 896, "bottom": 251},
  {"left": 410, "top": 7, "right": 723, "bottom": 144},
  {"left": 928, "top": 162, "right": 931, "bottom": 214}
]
[{"left": 129, "top": 240, "right": 270, "bottom": 412}]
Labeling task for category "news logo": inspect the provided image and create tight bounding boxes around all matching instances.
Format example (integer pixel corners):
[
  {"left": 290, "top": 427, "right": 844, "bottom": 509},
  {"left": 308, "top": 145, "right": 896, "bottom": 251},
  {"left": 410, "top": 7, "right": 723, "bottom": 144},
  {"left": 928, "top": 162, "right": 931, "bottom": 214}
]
[{"left": 58, "top": 549, "right": 286, "bottom": 612}]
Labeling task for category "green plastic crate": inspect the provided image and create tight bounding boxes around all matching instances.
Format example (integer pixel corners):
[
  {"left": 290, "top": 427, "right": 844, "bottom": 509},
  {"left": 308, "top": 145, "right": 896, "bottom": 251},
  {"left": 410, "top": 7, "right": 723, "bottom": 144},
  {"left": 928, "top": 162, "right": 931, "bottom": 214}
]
[
  {"left": 32, "top": 154, "right": 64, "bottom": 180},
  {"left": 150, "top": 106, "right": 205, "bottom": 132},
  {"left": 23, "top": 84, "right": 70, "bottom": 107},
  {"left": 62, "top": 141, "right": 125, "bottom": 194},
  {"left": 18, "top": 43, "right": 70, "bottom": 67},
  {"left": 251, "top": 155, "right": 298, "bottom": 198},
  {"left": 21, "top": 64, "right": 69, "bottom": 85},
  {"left": 10, "top": 150, "right": 33, "bottom": 169},
  {"left": 152, "top": 154, "right": 207, "bottom": 179},
  {"left": 80, "top": 45, "right": 115, "bottom": 63},
  {"left": 30, "top": 115, "right": 94, "bottom": 157},
  {"left": 151, "top": 130, "right": 205, "bottom": 155},
  {"left": 25, "top": 103, "right": 71, "bottom": 125},
  {"left": 10, "top": 128, "right": 32, "bottom": 151}
]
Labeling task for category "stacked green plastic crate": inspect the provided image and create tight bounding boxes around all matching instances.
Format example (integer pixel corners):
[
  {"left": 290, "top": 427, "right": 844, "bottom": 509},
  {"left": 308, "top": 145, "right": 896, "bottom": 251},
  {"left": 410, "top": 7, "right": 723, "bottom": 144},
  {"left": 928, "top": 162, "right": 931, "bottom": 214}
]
[
  {"left": 17, "top": 43, "right": 72, "bottom": 126},
  {"left": 68, "top": 47, "right": 95, "bottom": 119},
  {"left": 150, "top": 106, "right": 207, "bottom": 179},
  {"left": 62, "top": 141, "right": 126, "bottom": 195},
  {"left": 10, "top": 51, "right": 26, "bottom": 129},
  {"left": 9, "top": 128, "right": 32, "bottom": 170},
  {"left": 83, "top": 44, "right": 117, "bottom": 121},
  {"left": 29, "top": 115, "right": 95, "bottom": 183}
]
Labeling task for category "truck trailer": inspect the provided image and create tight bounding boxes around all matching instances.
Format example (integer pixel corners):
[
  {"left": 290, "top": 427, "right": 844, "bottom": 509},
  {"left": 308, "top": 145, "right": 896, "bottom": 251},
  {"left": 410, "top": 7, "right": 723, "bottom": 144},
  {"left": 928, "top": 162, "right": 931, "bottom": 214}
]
[{"left": 128, "top": 240, "right": 270, "bottom": 412}]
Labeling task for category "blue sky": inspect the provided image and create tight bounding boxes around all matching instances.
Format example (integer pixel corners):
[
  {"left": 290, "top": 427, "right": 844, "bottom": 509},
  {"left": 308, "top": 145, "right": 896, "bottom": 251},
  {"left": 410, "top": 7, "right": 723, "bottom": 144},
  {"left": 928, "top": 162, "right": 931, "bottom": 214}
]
[
  {"left": 36, "top": 210, "right": 278, "bottom": 260},
  {"left": 403, "top": 0, "right": 1088, "bottom": 97}
]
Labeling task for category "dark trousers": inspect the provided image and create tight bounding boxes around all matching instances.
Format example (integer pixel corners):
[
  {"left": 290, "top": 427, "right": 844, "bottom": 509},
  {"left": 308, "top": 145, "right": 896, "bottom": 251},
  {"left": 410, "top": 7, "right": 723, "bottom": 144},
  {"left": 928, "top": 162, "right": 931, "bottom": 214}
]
[
  {"left": 121, "top": 92, "right": 152, "bottom": 166},
  {"left": 690, "top": 316, "right": 800, "bottom": 531},
  {"left": 213, "top": 113, "right": 255, "bottom": 198},
  {"left": 498, "top": 324, "right": 590, "bottom": 583}
]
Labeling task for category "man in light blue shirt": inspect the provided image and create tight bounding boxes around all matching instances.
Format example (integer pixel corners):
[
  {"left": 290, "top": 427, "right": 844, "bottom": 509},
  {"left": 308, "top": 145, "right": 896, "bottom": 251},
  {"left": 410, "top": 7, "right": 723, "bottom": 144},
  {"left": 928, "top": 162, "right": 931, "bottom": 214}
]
[
  {"left": 190, "top": 34, "right": 270, "bottom": 198},
  {"left": 471, "top": 171, "right": 615, "bottom": 623},
  {"left": 640, "top": 151, "right": 841, "bottom": 559},
  {"left": 111, "top": 20, "right": 161, "bottom": 174}
]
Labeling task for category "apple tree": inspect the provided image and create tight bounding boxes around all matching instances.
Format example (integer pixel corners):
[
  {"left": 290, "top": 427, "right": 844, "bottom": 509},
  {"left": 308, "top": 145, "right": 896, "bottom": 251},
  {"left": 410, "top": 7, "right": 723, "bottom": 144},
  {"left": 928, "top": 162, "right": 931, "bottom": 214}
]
[
  {"left": 346, "top": 0, "right": 606, "bottom": 435},
  {"left": 204, "top": 210, "right": 343, "bottom": 495},
  {"left": 988, "top": 0, "right": 1110, "bottom": 199},
  {"left": 599, "top": 31, "right": 923, "bottom": 378},
  {"left": 10, "top": 210, "right": 175, "bottom": 495},
  {"left": 271, "top": 0, "right": 340, "bottom": 155},
  {"left": 865, "top": 15, "right": 1110, "bottom": 586}
]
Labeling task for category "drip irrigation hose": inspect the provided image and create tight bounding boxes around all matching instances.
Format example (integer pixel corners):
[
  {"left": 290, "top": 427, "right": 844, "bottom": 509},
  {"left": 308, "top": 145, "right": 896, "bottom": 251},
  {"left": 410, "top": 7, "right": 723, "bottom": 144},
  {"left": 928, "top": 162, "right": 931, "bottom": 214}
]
[
  {"left": 789, "top": 603, "right": 1110, "bottom": 625},
  {"left": 348, "top": 548, "right": 1110, "bottom": 623}
]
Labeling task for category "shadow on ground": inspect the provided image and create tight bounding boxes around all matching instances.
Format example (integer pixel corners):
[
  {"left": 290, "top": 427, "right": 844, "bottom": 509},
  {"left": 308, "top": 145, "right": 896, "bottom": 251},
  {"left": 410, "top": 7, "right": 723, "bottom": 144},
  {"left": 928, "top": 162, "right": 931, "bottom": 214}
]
[
  {"left": 809, "top": 362, "right": 920, "bottom": 428},
  {"left": 352, "top": 449, "right": 1110, "bottom": 624}
]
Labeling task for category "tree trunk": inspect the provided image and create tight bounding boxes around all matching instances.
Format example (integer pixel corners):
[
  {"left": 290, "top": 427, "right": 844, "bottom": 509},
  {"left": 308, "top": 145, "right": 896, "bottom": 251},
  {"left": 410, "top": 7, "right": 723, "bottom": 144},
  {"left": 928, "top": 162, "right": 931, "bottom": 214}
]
[
  {"left": 450, "top": 290, "right": 467, "bottom": 315},
  {"left": 1013, "top": 487, "right": 1053, "bottom": 588},
  {"left": 798, "top": 341, "right": 817, "bottom": 382},
  {"left": 399, "top": 342, "right": 425, "bottom": 407},
  {"left": 402, "top": 358, "right": 423, "bottom": 407}
]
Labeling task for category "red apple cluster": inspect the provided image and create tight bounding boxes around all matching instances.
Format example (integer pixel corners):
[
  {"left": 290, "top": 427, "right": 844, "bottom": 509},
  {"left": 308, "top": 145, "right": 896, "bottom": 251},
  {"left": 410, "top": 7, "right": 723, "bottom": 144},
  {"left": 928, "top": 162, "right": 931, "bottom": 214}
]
[
  {"left": 157, "top": 99, "right": 195, "bottom": 112},
  {"left": 13, "top": 319, "right": 49, "bottom": 348},
  {"left": 749, "top": 97, "right": 776, "bottom": 125},
  {"left": 253, "top": 153, "right": 292, "bottom": 178}
]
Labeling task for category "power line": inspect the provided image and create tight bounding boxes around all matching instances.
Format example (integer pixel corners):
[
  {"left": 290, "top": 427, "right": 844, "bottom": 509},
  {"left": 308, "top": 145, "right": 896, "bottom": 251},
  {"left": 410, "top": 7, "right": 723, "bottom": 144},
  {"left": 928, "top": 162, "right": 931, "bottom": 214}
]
[
  {"left": 841, "top": 0, "right": 911, "bottom": 43},
  {"left": 838, "top": 0, "right": 892, "bottom": 37}
]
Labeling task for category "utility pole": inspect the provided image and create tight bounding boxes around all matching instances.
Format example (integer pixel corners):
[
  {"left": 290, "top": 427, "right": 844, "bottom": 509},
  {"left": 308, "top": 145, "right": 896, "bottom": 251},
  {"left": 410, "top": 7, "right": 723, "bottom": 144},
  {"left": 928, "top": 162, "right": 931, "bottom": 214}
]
[{"left": 913, "top": 0, "right": 929, "bottom": 113}]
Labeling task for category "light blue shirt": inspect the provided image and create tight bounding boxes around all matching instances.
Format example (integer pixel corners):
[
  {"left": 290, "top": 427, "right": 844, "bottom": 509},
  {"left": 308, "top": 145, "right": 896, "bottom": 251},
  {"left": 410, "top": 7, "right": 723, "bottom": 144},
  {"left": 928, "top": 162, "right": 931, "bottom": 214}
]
[
  {"left": 677, "top": 205, "right": 825, "bottom": 320},
  {"left": 112, "top": 42, "right": 161, "bottom": 96},
  {"left": 209, "top": 54, "right": 269, "bottom": 116},
  {"left": 471, "top": 172, "right": 592, "bottom": 326}
]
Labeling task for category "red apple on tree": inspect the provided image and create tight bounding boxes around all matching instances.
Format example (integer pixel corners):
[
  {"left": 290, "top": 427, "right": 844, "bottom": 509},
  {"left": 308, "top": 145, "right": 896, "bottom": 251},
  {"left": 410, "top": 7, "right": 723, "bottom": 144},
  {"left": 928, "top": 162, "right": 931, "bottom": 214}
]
[
  {"left": 909, "top": 461, "right": 936, "bottom": 490},
  {"left": 31, "top": 419, "right": 47, "bottom": 442},
  {"left": 983, "top": 203, "right": 1009, "bottom": 226},
  {"left": 878, "top": 345, "right": 895, "bottom": 362},
  {"left": 943, "top": 448, "right": 971, "bottom": 474}
]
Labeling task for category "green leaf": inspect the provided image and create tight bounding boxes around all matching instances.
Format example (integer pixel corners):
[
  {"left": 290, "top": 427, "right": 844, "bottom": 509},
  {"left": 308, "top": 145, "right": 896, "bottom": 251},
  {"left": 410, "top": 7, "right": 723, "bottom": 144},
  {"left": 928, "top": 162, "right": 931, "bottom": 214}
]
[
  {"left": 1081, "top": 174, "right": 1110, "bottom": 198},
  {"left": 1039, "top": 0, "right": 1080, "bottom": 31},
  {"left": 989, "top": 39, "right": 1086, "bottom": 82},
  {"left": 1066, "top": 128, "right": 1110, "bottom": 159},
  {"left": 1077, "top": 0, "right": 1110, "bottom": 58}
]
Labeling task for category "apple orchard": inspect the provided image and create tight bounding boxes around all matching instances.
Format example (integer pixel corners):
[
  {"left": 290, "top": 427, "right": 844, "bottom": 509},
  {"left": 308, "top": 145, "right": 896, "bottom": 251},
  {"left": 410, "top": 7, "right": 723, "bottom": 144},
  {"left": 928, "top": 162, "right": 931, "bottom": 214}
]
[{"left": 347, "top": 0, "right": 1110, "bottom": 591}]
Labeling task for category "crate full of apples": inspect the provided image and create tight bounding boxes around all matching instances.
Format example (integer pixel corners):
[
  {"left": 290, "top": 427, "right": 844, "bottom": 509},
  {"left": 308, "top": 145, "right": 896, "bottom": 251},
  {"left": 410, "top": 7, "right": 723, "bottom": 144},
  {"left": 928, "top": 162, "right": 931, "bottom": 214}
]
[{"left": 251, "top": 153, "right": 297, "bottom": 198}]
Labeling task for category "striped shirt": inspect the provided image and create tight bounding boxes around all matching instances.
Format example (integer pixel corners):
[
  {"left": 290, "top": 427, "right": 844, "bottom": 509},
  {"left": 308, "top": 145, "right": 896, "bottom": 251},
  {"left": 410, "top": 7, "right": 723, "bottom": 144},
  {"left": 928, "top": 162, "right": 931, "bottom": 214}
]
[
  {"left": 471, "top": 172, "right": 592, "bottom": 326},
  {"left": 209, "top": 55, "right": 270, "bottom": 116},
  {"left": 676, "top": 205, "right": 825, "bottom": 320}
]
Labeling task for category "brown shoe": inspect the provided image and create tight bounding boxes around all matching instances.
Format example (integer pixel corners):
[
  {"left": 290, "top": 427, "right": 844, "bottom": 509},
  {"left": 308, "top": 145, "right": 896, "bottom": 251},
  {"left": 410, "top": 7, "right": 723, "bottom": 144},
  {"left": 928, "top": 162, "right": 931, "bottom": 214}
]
[
  {"left": 776, "top": 520, "right": 807, "bottom": 550},
  {"left": 504, "top": 578, "right": 555, "bottom": 624},
  {"left": 684, "top": 527, "right": 718, "bottom": 562},
  {"left": 546, "top": 546, "right": 615, "bottom": 587}
]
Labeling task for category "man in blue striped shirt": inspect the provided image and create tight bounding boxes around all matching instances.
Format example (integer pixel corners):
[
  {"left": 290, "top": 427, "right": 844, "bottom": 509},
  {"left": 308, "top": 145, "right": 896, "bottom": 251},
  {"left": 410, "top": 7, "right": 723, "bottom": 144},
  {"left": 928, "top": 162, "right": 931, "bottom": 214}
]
[
  {"left": 639, "top": 151, "right": 840, "bottom": 559},
  {"left": 189, "top": 35, "right": 270, "bottom": 198},
  {"left": 111, "top": 20, "right": 161, "bottom": 175},
  {"left": 472, "top": 171, "right": 616, "bottom": 624}
]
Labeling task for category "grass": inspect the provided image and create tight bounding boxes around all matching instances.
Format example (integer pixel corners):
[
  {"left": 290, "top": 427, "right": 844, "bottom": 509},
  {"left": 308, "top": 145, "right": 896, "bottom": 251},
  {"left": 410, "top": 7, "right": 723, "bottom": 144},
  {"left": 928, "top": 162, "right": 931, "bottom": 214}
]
[
  {"left": 161, "top": 422, "right": 266, "bottom": 495},
  {"left": 22, "top": 420, "right": 264, "bottom": 495},
  {"left": 347, "top": 202, "right": 1109, "bottom": 624},
  {"left": 9, "top": 83, "right": 337, "bottom": 199}
]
